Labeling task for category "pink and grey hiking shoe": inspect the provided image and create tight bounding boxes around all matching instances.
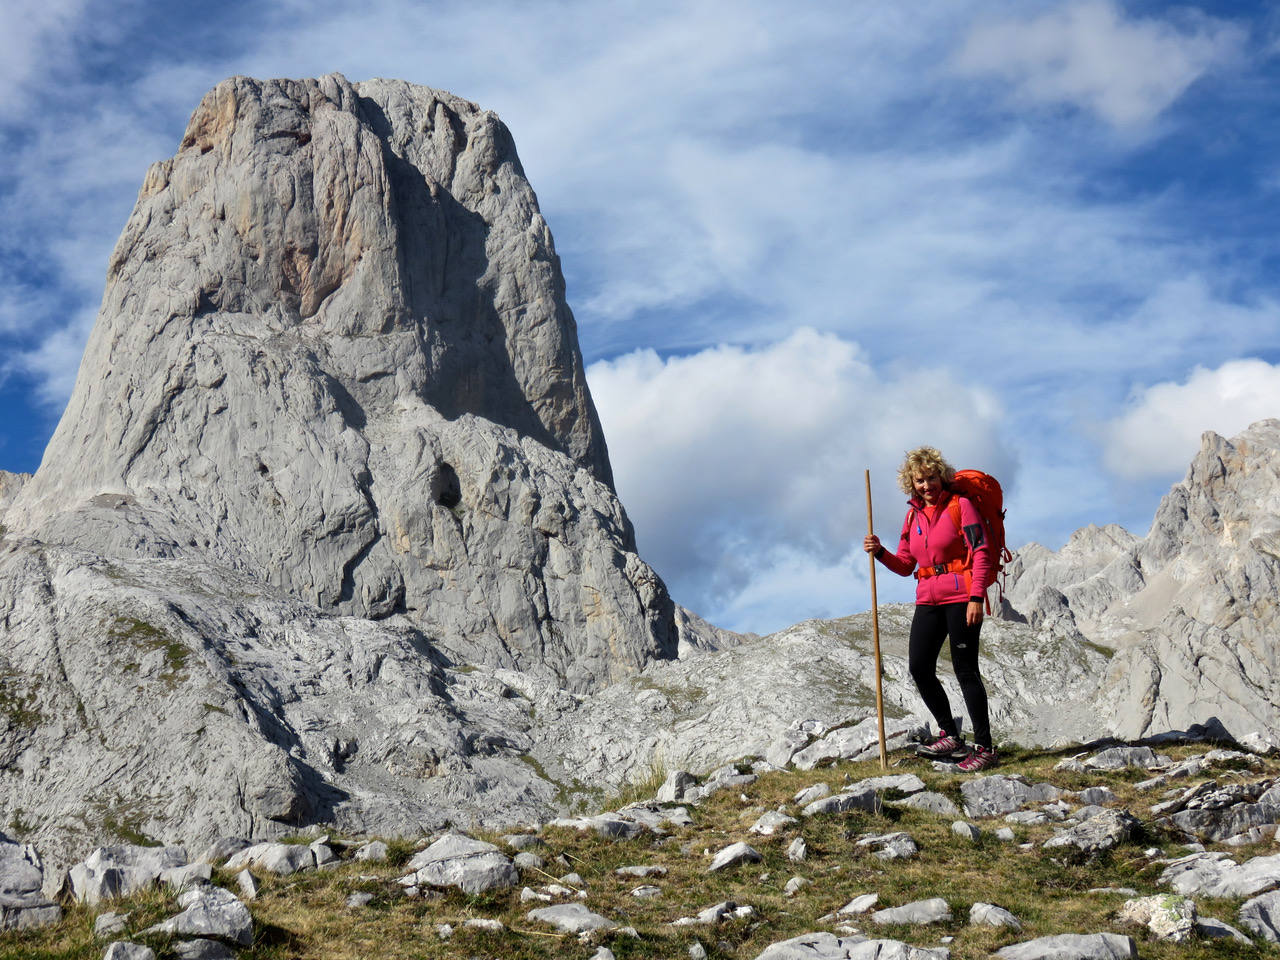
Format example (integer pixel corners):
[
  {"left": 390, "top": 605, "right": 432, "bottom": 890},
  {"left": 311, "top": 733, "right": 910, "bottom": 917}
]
[
  {"left": 958, "top": 745, "right": 998, "bottom": 772},
  {"left": 916, "top": 734, "right": 968, "bottom": 760}
]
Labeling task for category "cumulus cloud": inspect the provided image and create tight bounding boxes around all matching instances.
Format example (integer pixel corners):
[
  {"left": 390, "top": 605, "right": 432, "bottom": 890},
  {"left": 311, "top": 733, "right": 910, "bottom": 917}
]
[
  {"left": 588, "top": 328, "right": 1013, "bottom": 631},
  {"left": 954, "top": 1, "right": 1244, "bottom": 130},
  {"left": 1104, "top": 359, "right": 1280, "bottom": 479}
]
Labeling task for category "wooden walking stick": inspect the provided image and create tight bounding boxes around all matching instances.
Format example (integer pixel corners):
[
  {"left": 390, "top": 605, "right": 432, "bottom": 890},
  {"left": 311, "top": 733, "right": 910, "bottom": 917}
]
[{"left": 866, "top": 469, "right": 888, "bottom": 770}]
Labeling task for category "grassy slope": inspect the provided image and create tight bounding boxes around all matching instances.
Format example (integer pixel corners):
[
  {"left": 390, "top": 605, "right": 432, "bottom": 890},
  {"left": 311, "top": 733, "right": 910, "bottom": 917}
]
[{"left": 2, "top": 743, "right": 1274, "bottom": 960}]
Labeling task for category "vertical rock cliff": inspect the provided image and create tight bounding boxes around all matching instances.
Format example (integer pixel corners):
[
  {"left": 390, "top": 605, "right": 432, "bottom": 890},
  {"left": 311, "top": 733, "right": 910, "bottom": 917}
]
[
  {"left": 8, "top": 74, "right": 675, "bottom": 689},
  {"left": 0, "top": 75, "right": 679, "bottom": 862}
]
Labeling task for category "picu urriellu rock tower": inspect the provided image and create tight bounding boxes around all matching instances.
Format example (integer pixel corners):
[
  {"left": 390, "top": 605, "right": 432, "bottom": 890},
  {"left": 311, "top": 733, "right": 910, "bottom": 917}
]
[
  {"left": 0, "top": 74, "right": 677, "bottom": 860},
  {"left": 8, "top": 73, "right": 676, "bottom": 688}
]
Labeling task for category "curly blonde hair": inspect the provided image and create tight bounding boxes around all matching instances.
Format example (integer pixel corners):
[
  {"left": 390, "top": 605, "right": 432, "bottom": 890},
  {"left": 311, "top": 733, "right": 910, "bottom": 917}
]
[{"left": 896, "top": 446, "right": 956, "bottom": 495}]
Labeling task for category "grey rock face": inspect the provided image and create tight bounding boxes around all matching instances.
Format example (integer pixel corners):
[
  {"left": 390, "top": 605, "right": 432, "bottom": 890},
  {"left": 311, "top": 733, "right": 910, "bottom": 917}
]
[
  {"left": 1004, "top": 420, "right": 1280, "bottom": 742},
  {"left": 994, "top": 934, "right": 1136, "bottom": 960}
]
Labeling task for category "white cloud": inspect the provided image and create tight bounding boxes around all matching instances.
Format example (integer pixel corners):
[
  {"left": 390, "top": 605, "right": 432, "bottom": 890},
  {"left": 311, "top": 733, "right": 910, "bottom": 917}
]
[
  {"left": 0, "top": 0, "right": 91, "bottom": 117},
  {"left": 588, "top": 328, "right": 1013, "bottom": 631},
  {"left": 954, "top": 1, "right": 1244, "bottom": 130},
  {"left": 1104, "top": 359, "right": 1280, "bottom": 479}
]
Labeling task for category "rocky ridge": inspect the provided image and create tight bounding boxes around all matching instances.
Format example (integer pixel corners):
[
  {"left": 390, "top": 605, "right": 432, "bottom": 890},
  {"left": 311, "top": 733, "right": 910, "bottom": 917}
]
[{"left": 1003, "top": 419, "right": 1280, "bottom": 744}]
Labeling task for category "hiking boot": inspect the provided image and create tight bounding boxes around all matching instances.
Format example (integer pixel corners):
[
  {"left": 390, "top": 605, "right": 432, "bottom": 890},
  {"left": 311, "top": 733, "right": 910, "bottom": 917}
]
[
  {"left": 958, "top": 745, "right": 998, "bottom": 772},
  {"left": 916, "top": 734, "right": 968, "bottom": 760}
]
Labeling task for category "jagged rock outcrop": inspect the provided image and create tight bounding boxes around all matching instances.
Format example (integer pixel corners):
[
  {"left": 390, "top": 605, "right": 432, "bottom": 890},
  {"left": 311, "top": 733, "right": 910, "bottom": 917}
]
[
  {"left": 5, "top": 73, "right": 674, "bottom": 685},
  {"left": 1004, "top": 419, "right": 1280, "bottom": 742}
]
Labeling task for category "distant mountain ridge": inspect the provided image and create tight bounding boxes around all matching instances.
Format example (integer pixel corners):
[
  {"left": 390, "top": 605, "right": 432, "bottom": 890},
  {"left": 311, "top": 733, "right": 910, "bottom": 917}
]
[{"left": 1003, "top": 418, "right": 1280, "bottom": 743}]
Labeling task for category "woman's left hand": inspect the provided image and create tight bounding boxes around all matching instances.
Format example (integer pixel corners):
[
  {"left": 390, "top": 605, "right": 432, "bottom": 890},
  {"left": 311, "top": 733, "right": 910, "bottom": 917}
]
[{"left": 966, "top": 601, "right": 983, "bottom": 627}]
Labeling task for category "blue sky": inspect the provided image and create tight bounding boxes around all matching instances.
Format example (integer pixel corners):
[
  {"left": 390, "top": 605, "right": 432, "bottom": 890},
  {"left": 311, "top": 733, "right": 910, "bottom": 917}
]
[{"left": 4, "top": 1, "right": 1280, "bottom": 633}]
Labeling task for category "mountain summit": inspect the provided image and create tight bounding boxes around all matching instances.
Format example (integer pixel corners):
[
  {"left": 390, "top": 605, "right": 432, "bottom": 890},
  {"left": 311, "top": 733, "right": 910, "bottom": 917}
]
[{"left": 8, "top": 73, "right": 674, "bottom": 687}]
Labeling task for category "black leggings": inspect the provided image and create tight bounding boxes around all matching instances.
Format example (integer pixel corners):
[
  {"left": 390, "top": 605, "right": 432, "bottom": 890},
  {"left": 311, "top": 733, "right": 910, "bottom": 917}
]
[{"left": 909, "top": 603, "right": 991, "bottom": 749}]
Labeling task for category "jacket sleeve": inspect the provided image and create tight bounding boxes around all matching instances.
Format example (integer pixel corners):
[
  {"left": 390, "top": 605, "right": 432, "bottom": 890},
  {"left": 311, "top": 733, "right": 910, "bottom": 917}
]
[
  {"left": 876, "top": 511, "right": 917, "bottom": 578},
  {"left": 957, "top": 496, "right": 994, "bottom": 595}
]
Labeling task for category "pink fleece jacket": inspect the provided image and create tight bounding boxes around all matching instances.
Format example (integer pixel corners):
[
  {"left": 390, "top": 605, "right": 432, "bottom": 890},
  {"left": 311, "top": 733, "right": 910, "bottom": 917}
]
[{"left": 876, "top": 489, "right": 994, "bottom": 605}]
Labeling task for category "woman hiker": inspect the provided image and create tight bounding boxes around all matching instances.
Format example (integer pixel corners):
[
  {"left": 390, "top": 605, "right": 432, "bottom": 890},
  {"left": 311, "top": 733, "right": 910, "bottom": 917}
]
[{"left": 863, "top": 446, "right": 998, "bottom": 772}]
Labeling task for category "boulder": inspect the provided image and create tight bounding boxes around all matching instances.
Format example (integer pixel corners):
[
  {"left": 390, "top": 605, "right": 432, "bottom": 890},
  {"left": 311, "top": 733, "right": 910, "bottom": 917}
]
[
  {"left": 223, "top": 842, "right": 313, "bottom": 876},
  {"left": 962, "top": 776, "right": 1060, "bottom": 818},
  {"left": 794, "top": 783, "right": 832, "bottom": 805},
  {"left": 526, "top": 902, "right": 616, "bottom": 933},
  {"left": 754, "top": 934, "right": 948, "bottom": 960},
  {"left": 994, "top": 933, "right": 1136, "bottom": 960},
  {"left": 0, "top": 838, "right": 61, "bottom": 929},
  {"left": 403, "top": 833, "right": 517, "bottom": 894},
  {"left": 872, "top": 898, "right": 951, "bottom": 926},
  {"left": 970, "top": 902, "right": 1021, "bottom": 931},
  {"left": 1195, "top": 916, "right": 1251, "bottom": 943},
  {"left": 143, "top": 886, "right": 253, "bottom": 946},
  {"left": 94, "top": 912, "right": 130, "bottom": 937},
  {"left": 657, "top": 771, "right": 697, "bottom": 803},
  {"left": 69, "top": 845, "right": 189, "bottom": 904},
  {"left": 792, "top": 719, "right": 881, "bottom": 770},
  {"left": 103, "top": 945, "right": 156, "bottom": 960},
  {"left": 1116, "top": 895, "right": 1196, "bottom": 942},
  {"left": 1084, "top": 747, "right": 1166, "bottom": 771},
  {"left": 1042, "top": 809, "right": 1139, "bottom": 857},
  {"left": 894, "top": 792, "right": 961, "bottom": 818},
  {"left": 1239, "top": 889, "right": 1280, "bottom": 941},
  {"left": 838, "top": 894, "right": 880, "bottom": 915},
  {"left": 750, "top": 811, "right": 798, "bottom": 836},
  {"left": 708, "top": 842, "right": 762, "bottom": 873},
  {"left": 856, "top": 833, "right": 918, "bottom": 862},
  {"left": 172, "top": 940, "right": 236, "bottom": 960},
  {"left": 803, "top": 789, "right": 880, "bottom": 818},
  {"left": 1159, "top": 851, "right": 1280, "bottom": 898}
]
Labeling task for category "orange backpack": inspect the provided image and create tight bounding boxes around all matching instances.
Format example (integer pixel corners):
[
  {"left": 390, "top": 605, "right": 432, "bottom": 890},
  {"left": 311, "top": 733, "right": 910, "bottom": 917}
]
[{"left": 914, "top": 469, "right": 1012, "bottom": 612}]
